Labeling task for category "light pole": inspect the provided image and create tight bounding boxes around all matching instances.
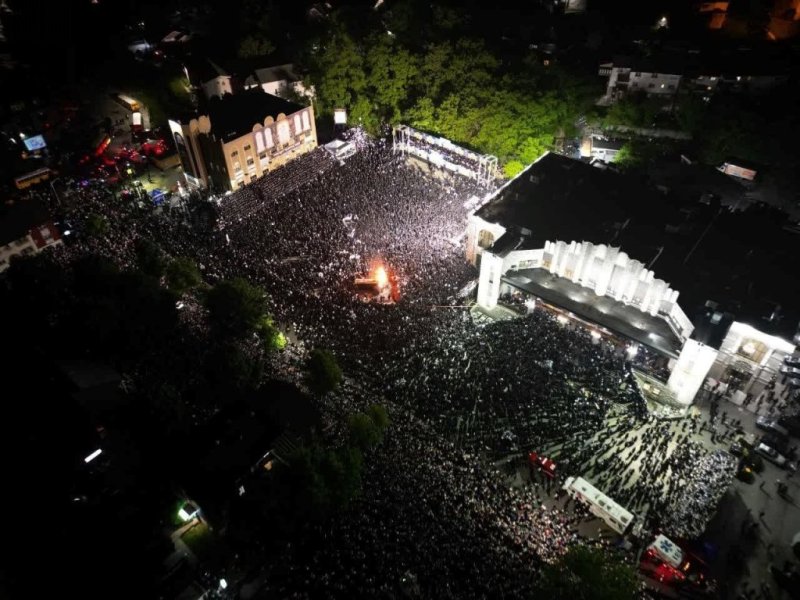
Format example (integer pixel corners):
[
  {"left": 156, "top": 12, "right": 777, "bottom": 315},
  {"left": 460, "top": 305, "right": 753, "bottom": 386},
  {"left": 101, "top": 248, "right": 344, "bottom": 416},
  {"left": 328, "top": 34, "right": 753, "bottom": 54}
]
[{"left": 49, "top": 177, "right": 62, "bottom": 207}]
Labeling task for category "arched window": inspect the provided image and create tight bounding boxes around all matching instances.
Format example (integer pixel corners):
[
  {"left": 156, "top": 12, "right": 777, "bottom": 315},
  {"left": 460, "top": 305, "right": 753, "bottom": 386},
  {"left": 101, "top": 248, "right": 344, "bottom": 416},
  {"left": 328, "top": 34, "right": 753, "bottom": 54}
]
[{"left": 478, "top": 230, "right": 495, "bottom": 250}]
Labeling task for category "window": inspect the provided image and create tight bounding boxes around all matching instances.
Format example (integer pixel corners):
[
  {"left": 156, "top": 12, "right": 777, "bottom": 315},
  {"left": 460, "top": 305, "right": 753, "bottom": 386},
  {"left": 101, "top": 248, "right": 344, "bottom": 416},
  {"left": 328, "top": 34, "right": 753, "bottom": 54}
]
[
  {"left": 231, "top": 150, "right": 239, "bottom": 158},
  {"left": 668, "top": 84, "right": 675, "bottom": 90},
  {"left": 40, "top": 226, "right": 51, "bottom": 239},
  {"left": 233, "top": 161, "right": 242, "bottom": 172},
  {"left": 648, "top": 83, "right": 655, "bottom": 88},
  {"left": 293, "top": 114, "right": 302, "bottom": 133},
  {"left": 737, "top": 339, "right": 767, "bottom": 363},
  {"left": 277, "top": 121, "right": 290, "bottom": 145},
  {"left": 246, "top": 157, "right": 255, "bottom": 166},
  {"left": 255, "top": 131, "right": 265, "bottom": 153},
  {"left": 243, "top": 144, "right": 251, "bottom": 152},
  {"left": 302, "top": 111, "right": 311, "bottom": 131},
  {"left": 265, "top": 128, "right": 274, "bottom": 148},
  {"left": 651, "top": 73, "right": 657, "bottom": 78}
]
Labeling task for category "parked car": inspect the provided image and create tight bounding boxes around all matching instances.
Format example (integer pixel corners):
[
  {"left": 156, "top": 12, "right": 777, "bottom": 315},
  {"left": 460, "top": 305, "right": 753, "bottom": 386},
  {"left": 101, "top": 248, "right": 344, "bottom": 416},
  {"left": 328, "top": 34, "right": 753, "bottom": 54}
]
[
  {"left": 756, "top": 416, "right": 790, "bottom": 437},
  {"left": 780, "top": 366, "right": 800, "bottom": 379},
  {"left": 756, "top": 443, "right": 787, "bottom": 467},
  {"left": 784, "top": 355, "right": 800, "bottom": 369}
]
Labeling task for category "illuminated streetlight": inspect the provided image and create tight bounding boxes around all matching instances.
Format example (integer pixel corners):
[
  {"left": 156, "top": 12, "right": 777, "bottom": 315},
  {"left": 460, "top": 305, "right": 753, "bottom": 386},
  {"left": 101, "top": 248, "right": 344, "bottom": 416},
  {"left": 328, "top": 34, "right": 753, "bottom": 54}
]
[
  {"left": 84, "top": 448, "right": 102, "bottom": 463},
  {"left": 178, "top": 502, "right": 199, "bottom": 522}
]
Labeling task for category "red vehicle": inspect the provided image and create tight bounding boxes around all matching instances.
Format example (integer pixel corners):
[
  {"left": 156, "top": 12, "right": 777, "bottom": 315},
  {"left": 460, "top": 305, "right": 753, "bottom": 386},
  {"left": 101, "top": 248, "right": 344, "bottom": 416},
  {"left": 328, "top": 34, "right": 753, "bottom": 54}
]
[
  {"left": 528, "top": 451, "right": 557, "bottom": 479},
  {"left": 641, "top": 534, "right": 713, "bottom": 593},
  {"left": 140, "top": 139, "right": 167, "bottom": 157}
]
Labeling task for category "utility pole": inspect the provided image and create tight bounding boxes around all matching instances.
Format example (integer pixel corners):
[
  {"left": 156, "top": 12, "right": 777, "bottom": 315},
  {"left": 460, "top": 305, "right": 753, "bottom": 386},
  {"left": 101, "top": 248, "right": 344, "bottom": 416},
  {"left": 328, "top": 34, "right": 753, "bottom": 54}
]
[{"left": 683, "top": 207, "right": 721, "bottom": 265}]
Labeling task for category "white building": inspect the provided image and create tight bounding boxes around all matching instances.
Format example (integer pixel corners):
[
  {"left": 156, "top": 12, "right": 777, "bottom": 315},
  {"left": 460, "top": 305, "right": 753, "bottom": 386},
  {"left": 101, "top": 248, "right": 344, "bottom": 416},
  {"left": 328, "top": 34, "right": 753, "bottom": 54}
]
[
  {"left": 468, "top": 152, "right": 795, "bottom": 408},
  {"left": 242, "top": 64, "right": 314, "bottom": 101}
]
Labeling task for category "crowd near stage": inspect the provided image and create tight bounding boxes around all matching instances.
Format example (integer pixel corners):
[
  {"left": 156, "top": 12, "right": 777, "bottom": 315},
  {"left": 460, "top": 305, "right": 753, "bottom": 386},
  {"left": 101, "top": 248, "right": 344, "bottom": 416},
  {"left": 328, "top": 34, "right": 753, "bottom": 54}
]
[{"left": 31, "top": 129, "right": 748, "bottom": 598}]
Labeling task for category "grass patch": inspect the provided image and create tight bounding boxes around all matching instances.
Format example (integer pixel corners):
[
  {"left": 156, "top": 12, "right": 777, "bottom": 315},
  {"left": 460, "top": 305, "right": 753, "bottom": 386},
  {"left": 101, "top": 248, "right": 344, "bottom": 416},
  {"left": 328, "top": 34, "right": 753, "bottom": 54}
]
[{"left": 181, "top": 521, "right": 218, "bottom": 562}]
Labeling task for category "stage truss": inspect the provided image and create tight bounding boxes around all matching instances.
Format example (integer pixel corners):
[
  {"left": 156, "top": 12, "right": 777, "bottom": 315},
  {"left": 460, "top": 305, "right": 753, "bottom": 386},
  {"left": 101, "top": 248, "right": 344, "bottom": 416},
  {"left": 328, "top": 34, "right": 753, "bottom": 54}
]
[{"left": 392, "top": 125, "right": 498, "bottom": 187}]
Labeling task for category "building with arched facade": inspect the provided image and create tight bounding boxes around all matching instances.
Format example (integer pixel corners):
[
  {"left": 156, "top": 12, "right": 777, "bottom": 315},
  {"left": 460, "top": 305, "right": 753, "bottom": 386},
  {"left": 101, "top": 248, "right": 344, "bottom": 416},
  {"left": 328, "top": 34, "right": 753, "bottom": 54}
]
[
  {"left": 468, "top": 152, "right": 797, "bottom": 408},
  {"left": 168, "top": 88, "right": 317, "bottom": 192}
]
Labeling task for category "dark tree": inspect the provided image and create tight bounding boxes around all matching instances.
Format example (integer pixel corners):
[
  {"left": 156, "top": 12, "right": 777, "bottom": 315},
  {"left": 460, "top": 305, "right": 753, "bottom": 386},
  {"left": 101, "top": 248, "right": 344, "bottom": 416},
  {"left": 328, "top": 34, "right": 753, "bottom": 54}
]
[
  {"left": 306, "top": 348, "right": 343, "bottom": 395},
  {"left": 205, "top": 277, "right": 267, "bottom": 338},
  {"left": 348, "top": 412, "right": 382, "bottom": 451},
  {"left": 165, "top": 256, "right": 202, "bottom": 294},
  {"left": 536, "top": 545, "right": 640, "bottom": 600},
  {"left": 135, "top": 238, "right": 166, "bottom": 278}
]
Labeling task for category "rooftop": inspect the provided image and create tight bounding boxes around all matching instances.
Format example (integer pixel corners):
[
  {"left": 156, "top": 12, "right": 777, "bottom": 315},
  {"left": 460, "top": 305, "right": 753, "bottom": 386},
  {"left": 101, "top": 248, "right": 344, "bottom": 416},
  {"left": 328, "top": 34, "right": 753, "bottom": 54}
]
[
  {"left": 244, "top": 63, "right": 299, "bottom": 87},
  {"left": 478, "top": 153, "right": 800, "bottom": 339},
  {"left": 0, "top": 197, "right": 50, "bottom": 246},
  {"left": 475, "top": 152, "right": 668, "bottom": 249},
  {"left": 204, "top": 88, "right": 305, "bottom": 143}
]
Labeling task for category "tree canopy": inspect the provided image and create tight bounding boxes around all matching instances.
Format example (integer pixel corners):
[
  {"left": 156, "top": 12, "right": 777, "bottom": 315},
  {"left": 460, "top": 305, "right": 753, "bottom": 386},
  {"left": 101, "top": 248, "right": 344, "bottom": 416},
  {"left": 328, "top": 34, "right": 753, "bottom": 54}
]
[
  {"left": 205, "top": 277, "right": 267, "bottom": 338},
  {"left": 306, "top": 348, "right": 343, "bottom": 395},
  {"left": 135, "top": 238, "right": 166, "bottom": 278},
  {"left": 303, "top": 8, "right": 601, "bottom": 174},
  {"left": 166, "top": 257, "right": 202, "bottom": 295},
  {"left": 536, "top": 545, "right": 640, "bottom": 600}
]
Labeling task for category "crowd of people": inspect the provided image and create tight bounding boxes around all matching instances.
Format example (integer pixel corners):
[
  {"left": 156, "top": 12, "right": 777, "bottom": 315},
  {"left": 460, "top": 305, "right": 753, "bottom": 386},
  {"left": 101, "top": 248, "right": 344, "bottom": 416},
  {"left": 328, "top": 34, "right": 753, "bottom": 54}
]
[
  {"left": 29, "top": 132, "right": 739, "bottom": 597},
  {"left": 662, "top": 450, "right": 737, "bottom": 539}
]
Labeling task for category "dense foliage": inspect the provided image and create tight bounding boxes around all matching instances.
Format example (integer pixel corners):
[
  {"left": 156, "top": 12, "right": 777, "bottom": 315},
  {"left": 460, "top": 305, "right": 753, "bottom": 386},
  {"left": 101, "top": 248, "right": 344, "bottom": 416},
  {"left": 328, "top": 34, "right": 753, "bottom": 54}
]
[{"left": 300, "top": 4, "right": 600, "bottom": 176}]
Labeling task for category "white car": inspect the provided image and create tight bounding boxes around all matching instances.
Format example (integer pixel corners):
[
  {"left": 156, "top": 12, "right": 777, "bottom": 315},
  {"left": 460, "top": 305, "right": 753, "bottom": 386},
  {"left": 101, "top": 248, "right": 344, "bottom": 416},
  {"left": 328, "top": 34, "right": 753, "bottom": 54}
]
[{"left": 756, "top": 443, "right": 787, "bottom": 467}]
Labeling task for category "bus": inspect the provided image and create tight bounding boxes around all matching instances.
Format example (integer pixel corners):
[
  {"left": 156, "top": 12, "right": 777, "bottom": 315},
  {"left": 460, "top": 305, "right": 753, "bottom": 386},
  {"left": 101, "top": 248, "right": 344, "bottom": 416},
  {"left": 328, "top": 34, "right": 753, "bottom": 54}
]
[
  {"left": 114, "top": 94, "right": 141, "bottom": 112},
  {"left": 14, "top": 167, "right": 53, "bottom": 190},
  {"left": 563, "top": 476, "right": 635, "bottom": 534}
]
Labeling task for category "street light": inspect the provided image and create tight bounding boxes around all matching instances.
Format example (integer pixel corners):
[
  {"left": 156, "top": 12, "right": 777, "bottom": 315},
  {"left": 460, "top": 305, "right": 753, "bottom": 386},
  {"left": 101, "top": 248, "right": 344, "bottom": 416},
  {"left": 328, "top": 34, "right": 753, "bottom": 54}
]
[{"left": 49, "top": 177, "right": 62, "bottom": 207}]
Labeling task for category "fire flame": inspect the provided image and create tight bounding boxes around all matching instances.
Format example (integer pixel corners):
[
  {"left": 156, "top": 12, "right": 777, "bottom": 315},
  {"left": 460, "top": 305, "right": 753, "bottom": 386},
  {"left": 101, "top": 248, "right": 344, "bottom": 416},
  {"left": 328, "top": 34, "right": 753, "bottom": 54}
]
[{"left": 375, "top": 265, "right": 388, "bottom": 289}]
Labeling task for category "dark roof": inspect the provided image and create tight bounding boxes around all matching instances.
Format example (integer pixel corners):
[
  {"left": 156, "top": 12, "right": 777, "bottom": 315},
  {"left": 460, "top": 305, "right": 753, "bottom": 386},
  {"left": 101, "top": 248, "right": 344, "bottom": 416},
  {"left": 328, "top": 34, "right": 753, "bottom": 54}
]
[
  {"left": 205, "top": 88, "right": 305, "bottom": 143},
  {"left": 647, "top": 159, "right": 748, "bottom": 209},
  {"left": 476, "top": 152, "right": 667, "bottom": 248},
  {"left": 0, "top": 197, "right": 50, "bottom": 245},
  {"left": 478, "top": 153, "right": 800, "bottom": 339},
  {"left": 592, "top": 138, "right": 625, "bottom": 152}
]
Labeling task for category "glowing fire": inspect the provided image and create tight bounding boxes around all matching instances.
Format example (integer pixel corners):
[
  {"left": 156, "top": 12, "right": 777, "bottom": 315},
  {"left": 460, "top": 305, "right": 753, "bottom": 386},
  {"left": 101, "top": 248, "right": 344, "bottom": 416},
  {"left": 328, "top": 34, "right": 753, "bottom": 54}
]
[{"left": 375, "top": 265, "right": 388, "bottom": 289}]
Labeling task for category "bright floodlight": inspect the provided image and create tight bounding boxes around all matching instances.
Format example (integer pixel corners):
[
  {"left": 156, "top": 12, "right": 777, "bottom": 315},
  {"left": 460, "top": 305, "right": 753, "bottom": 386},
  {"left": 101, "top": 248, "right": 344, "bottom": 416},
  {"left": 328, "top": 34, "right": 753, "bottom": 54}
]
[
  {"left": 84, "top": 448, "right": 102, "bottom": 463},
  {"left": 219, "top": 579, "right": 228, "bottom": 590},
  {"left": 178, "top": 502, "right": 199, "bottom": 522},
  {"left": 627, "top": 344, "right": 639, "bottom": 357},
  {"left": 590, "top": 330, "right": 601, "bottom": 340},
  {"left": 557, "top": 315, "right": 569, "bottom": 325}
]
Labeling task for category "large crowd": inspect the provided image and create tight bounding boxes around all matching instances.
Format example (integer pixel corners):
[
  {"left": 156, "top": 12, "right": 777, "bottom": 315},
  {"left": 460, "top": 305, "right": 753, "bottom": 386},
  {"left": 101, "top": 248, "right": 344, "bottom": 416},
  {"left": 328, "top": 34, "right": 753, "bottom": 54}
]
[{"left": 31, "top": 133, "right": 739, "bottom": 597}]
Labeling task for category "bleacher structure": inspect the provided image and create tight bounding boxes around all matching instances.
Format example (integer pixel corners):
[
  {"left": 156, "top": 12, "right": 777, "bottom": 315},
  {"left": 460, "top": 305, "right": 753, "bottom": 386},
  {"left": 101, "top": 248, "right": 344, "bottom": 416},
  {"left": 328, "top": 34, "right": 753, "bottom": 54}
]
[{"left": 392, "top": 125, "right": 498, "bottom": 187}]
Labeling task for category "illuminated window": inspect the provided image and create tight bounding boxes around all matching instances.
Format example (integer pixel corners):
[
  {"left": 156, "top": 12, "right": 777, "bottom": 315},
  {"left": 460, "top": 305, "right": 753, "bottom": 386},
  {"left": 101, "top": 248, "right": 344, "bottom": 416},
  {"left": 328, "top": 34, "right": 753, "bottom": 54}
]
[
  {"left": 737, "top": 339, "right": 767, "bottom": 363},
  {"left": 265, "top": 128, "right": 274, "bottom": 148},
  {"left": 301, "top": 111, "right": 311, "bottom": 131},
  {"left": 277, "top": 121, "right": 290, "bottom": 145},
  {"left": 294, "top": 114, "right": 302, "bottom": 133},
  {"left": 477, "top": 230, "right": 495, "bottom": 249}
]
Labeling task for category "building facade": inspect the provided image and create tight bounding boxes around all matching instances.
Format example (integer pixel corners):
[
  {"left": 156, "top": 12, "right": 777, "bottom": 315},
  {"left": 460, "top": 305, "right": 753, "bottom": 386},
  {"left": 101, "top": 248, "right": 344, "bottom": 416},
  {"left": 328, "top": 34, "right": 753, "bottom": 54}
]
[
  {"left": 169, "top": 89, "right": 318, "bottom": 192},
  {"left": 468, "top": 152, "right": 795, "bottom": 408}
]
